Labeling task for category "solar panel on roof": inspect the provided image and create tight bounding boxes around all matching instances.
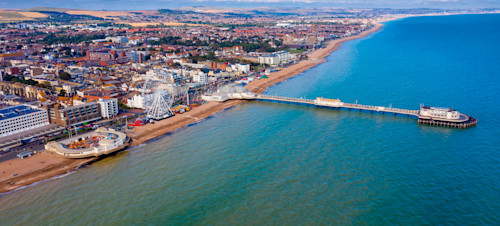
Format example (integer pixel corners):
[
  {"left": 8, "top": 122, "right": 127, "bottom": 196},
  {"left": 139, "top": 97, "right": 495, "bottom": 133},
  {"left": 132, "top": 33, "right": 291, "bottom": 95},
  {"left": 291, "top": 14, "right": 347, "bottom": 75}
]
[{"left": 0, "top": 105, "right": 41, "bottom": 120}]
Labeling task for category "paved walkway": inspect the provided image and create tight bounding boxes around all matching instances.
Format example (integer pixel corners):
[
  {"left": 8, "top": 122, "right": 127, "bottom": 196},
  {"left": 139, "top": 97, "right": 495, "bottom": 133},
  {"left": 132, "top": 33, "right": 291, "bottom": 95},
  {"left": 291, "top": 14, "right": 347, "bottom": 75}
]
[{"left": 0, "top": 124, "right": 63, "bottom": 148}]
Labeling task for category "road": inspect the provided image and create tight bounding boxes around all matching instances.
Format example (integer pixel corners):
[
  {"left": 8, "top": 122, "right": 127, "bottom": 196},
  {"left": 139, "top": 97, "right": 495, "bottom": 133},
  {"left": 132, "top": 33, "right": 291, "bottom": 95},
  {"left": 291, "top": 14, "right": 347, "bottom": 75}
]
[
  {"left": 0, "top": 140, "right": 45, "bottom": 163},
  {"left": 0, "top": 74, "right": 252, "bottom": 163},
  {"left": 0, "top": 129, "right": 96, "bottom": 163}
]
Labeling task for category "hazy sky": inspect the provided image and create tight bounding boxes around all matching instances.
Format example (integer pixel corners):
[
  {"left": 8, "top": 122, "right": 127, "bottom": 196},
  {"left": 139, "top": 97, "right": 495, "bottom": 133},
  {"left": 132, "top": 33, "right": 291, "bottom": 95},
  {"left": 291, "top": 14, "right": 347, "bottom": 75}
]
[{"left": 1, "top": 0, "right": 499, "bottom": 10}]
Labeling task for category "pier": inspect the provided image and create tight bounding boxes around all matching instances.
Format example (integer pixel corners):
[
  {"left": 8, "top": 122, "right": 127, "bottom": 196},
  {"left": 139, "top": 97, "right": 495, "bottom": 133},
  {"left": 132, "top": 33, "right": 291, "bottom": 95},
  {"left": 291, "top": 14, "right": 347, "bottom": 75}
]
[
  {"left": 256, "top": 95, "right": 315, "bottom": 105},
  {"left": 256, "top": 95, "right": 420, "bottom": 117},
  {"left": 202, "top": 91, "right": 477, "bottom": 128}
]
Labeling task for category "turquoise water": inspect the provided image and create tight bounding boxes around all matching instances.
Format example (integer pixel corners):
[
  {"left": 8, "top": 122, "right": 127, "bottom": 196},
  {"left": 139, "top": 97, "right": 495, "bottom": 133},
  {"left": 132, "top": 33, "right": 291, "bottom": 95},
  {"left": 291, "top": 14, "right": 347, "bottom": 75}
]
[{"left": 1, "top": 14, "right": 499, "bottom": 225}]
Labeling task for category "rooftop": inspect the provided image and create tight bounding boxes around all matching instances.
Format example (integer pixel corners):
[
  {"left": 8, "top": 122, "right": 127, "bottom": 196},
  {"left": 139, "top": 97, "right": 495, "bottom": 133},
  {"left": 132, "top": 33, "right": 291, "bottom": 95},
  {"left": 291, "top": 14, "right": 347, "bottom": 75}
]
[{"left": 0, "top": 105, "right": 42, "bottom": 120}]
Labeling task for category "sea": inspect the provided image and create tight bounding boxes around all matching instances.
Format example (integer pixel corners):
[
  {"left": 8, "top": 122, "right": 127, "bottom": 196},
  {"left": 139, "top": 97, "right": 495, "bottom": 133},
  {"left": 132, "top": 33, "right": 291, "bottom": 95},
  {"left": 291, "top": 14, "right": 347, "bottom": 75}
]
[{"left": 0, "top": 14, "right": 499, "bottom": 225}]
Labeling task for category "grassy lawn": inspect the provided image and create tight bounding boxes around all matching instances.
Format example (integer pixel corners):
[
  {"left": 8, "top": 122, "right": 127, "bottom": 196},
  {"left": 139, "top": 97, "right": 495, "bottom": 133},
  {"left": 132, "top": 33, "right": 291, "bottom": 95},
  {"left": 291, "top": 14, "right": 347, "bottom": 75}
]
[
  {"left": 284, "top": 48, "right": 307, "bottom": 54},
  {"left": 0, "top": 12, "right": 34, "bottom": 22}
]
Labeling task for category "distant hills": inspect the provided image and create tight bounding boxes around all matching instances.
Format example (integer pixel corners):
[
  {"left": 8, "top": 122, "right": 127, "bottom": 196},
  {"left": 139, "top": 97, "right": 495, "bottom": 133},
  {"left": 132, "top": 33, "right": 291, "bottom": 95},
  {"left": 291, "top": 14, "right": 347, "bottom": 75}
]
[
  {"left": 0, "top": 8, "right": 106, "bottom": 23},
  {"left": 22, "top": 7, "right": 69, "bottom": 13},
  {"left": 0, "top": 7, "right": 146, "bottom": 22},
  {"left": 1, "top": 7, "right": 498, "bottom": 24}
]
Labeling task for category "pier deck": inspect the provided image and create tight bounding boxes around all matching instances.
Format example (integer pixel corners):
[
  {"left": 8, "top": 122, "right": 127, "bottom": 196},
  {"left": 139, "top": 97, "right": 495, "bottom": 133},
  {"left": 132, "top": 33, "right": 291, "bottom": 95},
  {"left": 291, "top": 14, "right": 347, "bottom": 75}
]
[
  {"left": 256, "top": 95, "right": 420, "bottom": 117},
  {"left": 202, "top": 92, "right": 476, "bottom": 128}
]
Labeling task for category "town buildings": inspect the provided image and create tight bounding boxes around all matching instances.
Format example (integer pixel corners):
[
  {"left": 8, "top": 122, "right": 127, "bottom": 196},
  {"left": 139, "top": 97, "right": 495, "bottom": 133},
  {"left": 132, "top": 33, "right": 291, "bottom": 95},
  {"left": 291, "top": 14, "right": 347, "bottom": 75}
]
[
  {"left": 258, "top": 51, "right": 292, "bottom": 65},
  {"left": 0, "top": 104, "right": 49, "bottom": 138},
  {"left": 42, "top": 102, "right": 101, "bottom": 127},
  {"left": 193, "top": 71, "right": 208, "bottom": 84},
  {"left": 98, "top": 98, "right": 119, "bottom": 119},
  {"left": 127, "top": 93, "right": 153, "bottom": 109},
  {"left": 0, "top": 8, "right": 379, "bottom": 136}
]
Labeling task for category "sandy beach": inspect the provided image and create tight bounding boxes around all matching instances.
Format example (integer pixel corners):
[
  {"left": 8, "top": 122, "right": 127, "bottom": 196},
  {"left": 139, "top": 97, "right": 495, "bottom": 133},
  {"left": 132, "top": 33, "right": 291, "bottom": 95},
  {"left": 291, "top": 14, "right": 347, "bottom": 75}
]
[
  {"left": 247, "top": 23, "right": 382, "bottom": 93},
  {"left": 0, "top": 153, "right": 95, "bottom": 194},
  {"left": 131, "top": 23, "right": 383, "bottom": 145},
  {"left": 0, "top": 22, "right": 383, "bottom": 195}
]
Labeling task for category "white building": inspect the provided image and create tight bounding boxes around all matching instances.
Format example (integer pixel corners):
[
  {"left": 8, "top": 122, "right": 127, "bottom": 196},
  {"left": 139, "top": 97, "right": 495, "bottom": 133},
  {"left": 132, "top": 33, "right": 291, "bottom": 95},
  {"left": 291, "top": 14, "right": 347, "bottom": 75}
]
[
  {"left": 230, "top": 63, "right": 251, "bottom": 73},
  {"left": 201, "top": 93, "right": 228, "bottom": 102},
  {"left": 43, "top": 54, "right": 54, "bottom": 61},
  {"left": 193, "top": 71, "right": 208, "bottom": 84},
  {"left": 0, "top": 105, "right": 49, "bottom": 138},
  {"left": 258, "top": 55, "right": 279, "bottom": 65},
  {"left": 128, "top": 39, "right": 142, "bottom": 45},
  {"left": 275, "top": 51, "right": 291, "bottom": 63},
  {"left": 62, "top": 84, "right": 78, "bottom": 96},
  {"left": 258, "top": 51, "right": 291, "bottom": 65},
  {"left": 314, "top": 97, "right": 344, "bottom": 107},
  {"left": 419, "top": 106, "right": 460, "bottom": 121},
  {"left": 165, "top": 52, "right": 189, "bottom": 59},
  {"left": 164, "top": 83, "right": 184, "bottom": 96},
  {"left": 127, "top": 93, "right": 154, "bottom": 109},
  {"left": 144, "top": 69, "right": 182, "bottom": 84},
  {"left": 97, "top": 98, "right": 119, "bottom": 119},
  {"left": 107, "top": 36, "right": 128, "bottom": 44},
  {"left": 126, "top": 51, "right": 148, "bottom": 63},
  {"left": 127, "top": 90, "right": 173, "bottom": 110}
]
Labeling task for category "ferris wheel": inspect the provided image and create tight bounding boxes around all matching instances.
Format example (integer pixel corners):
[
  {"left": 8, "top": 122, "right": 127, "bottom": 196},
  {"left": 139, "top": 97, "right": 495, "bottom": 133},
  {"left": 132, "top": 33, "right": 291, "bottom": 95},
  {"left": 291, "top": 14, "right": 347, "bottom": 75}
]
[
  {"left": 141, "top": 75, "right": 174, "bottom": 120},
  {"left": 146, "top": 89, "right": 174, "bottom": 120}
]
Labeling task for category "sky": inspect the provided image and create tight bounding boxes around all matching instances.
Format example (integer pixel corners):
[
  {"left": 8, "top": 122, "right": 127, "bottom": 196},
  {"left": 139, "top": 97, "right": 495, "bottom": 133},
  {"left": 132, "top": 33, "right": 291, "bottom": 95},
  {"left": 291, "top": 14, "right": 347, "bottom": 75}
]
[{"left": 0, "top": 0, "right": 499, "bottom": 10}]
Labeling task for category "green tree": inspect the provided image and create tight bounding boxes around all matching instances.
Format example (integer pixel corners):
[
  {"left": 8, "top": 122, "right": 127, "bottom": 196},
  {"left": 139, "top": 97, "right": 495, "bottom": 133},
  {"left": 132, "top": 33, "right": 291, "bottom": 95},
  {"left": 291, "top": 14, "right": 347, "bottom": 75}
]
[
  {"left": 206, "top": 51, "right": 215, "bottom": 60},
  {"left": 117, "top": 100, "right": 131, "bottom": 109},
  {"left": 36, "top": 81, "right": 53, "bottom": 90},
  {"left": 59, "top": 71, "right": 71, "bottom": 80},
  {"left": 58, "top": 89, "right": 67, "bottom": 97}
]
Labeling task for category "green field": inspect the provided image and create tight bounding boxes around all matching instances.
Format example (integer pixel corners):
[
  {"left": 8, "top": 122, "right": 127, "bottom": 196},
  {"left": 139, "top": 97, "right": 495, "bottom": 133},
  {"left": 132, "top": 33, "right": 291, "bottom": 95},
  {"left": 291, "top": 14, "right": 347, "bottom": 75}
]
[
  {"left": 22, "top": 7, "right": 68, "bottom": 13},
  {"left": 284, "top": 48, "right": 307, "bottom": 54},
  {"left": 0, "top": 12, "right": 33, "bottom": 22}
]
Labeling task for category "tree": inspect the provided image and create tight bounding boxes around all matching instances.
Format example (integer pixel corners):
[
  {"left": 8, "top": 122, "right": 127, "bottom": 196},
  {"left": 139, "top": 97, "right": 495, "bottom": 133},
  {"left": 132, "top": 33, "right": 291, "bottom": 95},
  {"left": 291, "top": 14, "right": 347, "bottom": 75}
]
[
  {"left": 117, "top": 100, "right": 131, "bottom": 109},
  {"left": 206, "top": 51, "right": 215, "bottom": 60},
  {"left": 3, "top": 74, "right": 39, "bottom": 86},
  {"left": 36, "top": 81, "right": 53, "bottom": 90},
  {"left": 58, "top": 89, "right": 67, "bottom": 97},
  {"left": 170, "top": 62, "right": 181, "bottom": 68},
  {"left": 59, "top": 71, "right": 71, "bottom": 80}
]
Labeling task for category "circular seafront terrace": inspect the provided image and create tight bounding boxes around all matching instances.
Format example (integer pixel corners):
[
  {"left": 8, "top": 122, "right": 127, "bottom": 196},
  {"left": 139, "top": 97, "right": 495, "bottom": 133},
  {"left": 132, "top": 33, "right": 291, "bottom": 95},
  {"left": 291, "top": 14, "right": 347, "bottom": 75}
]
[{"left": 45, "top": 128, "right": 130, "bottom": 158}]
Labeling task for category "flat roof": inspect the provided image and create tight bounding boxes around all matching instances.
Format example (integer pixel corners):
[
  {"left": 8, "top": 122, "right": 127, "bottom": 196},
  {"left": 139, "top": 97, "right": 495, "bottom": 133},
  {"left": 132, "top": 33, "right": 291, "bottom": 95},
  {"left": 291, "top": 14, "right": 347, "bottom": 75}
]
[
  {"left": 422, "top": 106, "right": 453, "bottom": 111},
  {"left": 63, "top": 102, "right": 98, "bottom": 111},
  {"left": 0, "top": 105, "right": 43, "bottom": 120}
]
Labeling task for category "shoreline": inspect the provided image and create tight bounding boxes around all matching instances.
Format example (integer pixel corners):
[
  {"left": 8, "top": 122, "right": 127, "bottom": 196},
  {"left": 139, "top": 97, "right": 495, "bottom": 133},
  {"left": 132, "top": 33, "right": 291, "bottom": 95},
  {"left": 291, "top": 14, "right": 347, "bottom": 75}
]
[
  {"left": 0, "top": 153, "right": 96, "bottom": 194},
  {"left": 129, "top": 22, "right": 383, "bottom": 147},
  {"left": 247, "top": 23, "right": 383, "bottom": 94},
  {"left": 0, "top": 22, "right": 383, "bottom": 195}
]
